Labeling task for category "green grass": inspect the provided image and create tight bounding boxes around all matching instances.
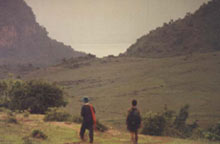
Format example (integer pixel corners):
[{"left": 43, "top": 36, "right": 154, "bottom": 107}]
[
  {"left": 24, "top": 52, "right": 220, "bottom": 129},
  {"left": 0, "top": 112, "right": 220, "bottom": 144}
]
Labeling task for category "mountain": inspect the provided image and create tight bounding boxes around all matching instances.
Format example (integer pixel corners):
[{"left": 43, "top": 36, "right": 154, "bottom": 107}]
[
  {"left": 123, "top": 0, "right": 220, "bottom": 58},
  {"left": 0, "top": 0, "right": 85, "bottom": 66}
]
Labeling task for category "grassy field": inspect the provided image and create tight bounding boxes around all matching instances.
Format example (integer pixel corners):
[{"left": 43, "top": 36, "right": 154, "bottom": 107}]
[
  {"left": 24, "top": 52, "right": 220, "bottom": 129},
  {"left": 0, "top": 112, "right": 219, "bottom": 144}
]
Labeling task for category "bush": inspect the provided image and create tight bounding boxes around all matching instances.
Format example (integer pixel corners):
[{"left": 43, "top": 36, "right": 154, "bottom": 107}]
[
  {"left": 31, "top": 129, "right": 47, "bottom": 139},
  {"left": 6, "top": 115, "right": 18, "bottom": 124},
  {"left": 44, "top": 108, "right": 71, "bottom": 122},
  {"left": 203, "top": 131, "right": 220, "bottom": 141},
  {"left": 0, "top": 79, "right": 67, "bottom": 114},
  {"left": 96, "top": 120, "right": 108, "bottom": 132},
  {"left": 141, "top": 105, "right": 199, "bottom": 138},
  {"left": 203, "top": 122, "right": 220, "bottom": 141},
  {"left": 141, "top": 112, "right": 166, "bottom": 136},
  {"left": 72, "top": 115, "right": 82, "bottom": 124},
  {"left": 174, "top": 104, "right": 189, "bottom": 130}
]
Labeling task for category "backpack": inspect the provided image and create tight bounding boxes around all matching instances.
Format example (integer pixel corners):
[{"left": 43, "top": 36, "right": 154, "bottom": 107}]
[{"left": 127, "top": 108, "right": 141, "bottom": 127}]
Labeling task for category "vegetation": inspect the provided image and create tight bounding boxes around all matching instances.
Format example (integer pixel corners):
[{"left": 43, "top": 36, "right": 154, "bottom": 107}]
[
  {"left": 141, "top": 105, "right": 220, "bottom": 142},
  {"left": 0, "top": 79, "right": 66, "bottom": 114},
  {"left": 24, "top": 52, "right": 220, "bottom": 131},
  {"left": 44, "top": 107, "right": 108, "bottom": 132},
  {"left": 203, "top": 122, "right": 220, "bottom": 141},
  {"left": 1, "top": 112, "right": 219, "bottom": 144},
  {"left": 5, "top": 115, "right": 18, "bottom": 124},
  {"left": 31, "top": 129, "right": 47, "bottom": 139},
  {"left": 96, "top": 120, "right": 108, "bottom": 132},
  {"left": 44, "top": 108, "right": 72, "bottom": 122},
  {"left": 124, "top": 0, "right": 220, "bottom": 58},
  {"left": 141, "top": 105, "right": 197, "bottom": 138}
]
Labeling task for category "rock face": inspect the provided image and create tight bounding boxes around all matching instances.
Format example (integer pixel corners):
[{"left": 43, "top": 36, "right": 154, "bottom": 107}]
[
  {"left": 124, "top": 0, "right": 220, "bottom": 58},
  {"left": 0, "top": 0, "right": 85, "bottom": 66}
]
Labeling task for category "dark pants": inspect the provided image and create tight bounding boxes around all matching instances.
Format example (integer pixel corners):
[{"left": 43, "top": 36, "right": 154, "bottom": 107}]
[{"left": 80, "top": 123, "right": 94, "bottom": 143}]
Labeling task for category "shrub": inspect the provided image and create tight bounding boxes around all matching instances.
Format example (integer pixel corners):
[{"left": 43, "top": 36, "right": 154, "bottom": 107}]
[
  {"left": 31, "top": 129, "right": 47, "bottom": 139},
  {"left": 0, "top": 79, "right": 67, "bottom": 114},
  {"left": 6, "top": 115, "right": 18, "bottom": 124},
  {"left": 203, "top": 122, "right": 220, "bottom": 141},
  {"left": 72, "top": 115, "right": 82, "bottom": 124},
  {"left": 174, "top": 104, "right": 189, "bottom": 130},
  {"left": 203, "top": 131, "right": 220, "bottom": 141},
  {"left": 44, "top": 108, "right": 71, "bottom": 122},
  {"left": 141, "top": 105, "right": 199, "bottom": 138},
  {"left": 141, "top": 112, "right": 166, "bottom": 136}
]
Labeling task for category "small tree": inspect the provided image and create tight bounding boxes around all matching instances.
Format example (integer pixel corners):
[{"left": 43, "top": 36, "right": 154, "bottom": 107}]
[
  {"left": 174, "top": 104, "right": 189, "bottom": 130},
  {"left": 25, "top": 80, "right": 67, "bottom": 113},
  {"left": 0, "top": 79, "right": 67, "bottom": 114},
  {"left": 141, "top": 112, "right": 166, "bottom": 136}
]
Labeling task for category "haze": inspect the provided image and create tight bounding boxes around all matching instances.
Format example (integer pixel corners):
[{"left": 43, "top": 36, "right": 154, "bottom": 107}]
[{"left": 24, "top": 0, "right": 210, "bottom": 57}]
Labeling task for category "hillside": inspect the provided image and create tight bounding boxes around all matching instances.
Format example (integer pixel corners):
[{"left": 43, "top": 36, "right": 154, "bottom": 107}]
[
  {"left": 124, "top": 0, "right": 220, "bottom": 57},
  {"left": 0, "top": 0, "right": 85, "bottom": 66},
  {"left": 0, "top": 112, "right": 219, "bottom": 144},
  {"left": 25, "top": 51, "right": 220, "bottom": 129}
]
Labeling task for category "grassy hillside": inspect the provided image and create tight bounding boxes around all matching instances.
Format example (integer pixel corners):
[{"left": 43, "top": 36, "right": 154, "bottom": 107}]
[
  {"left": 24, "top": 51, "right": 220, "bottom": 129},
  {"left": 124, "top": 0, "right": 220, "bottom": 58},
  {"left": 0, "top": 112, "right": 219, "bottom": 144}
]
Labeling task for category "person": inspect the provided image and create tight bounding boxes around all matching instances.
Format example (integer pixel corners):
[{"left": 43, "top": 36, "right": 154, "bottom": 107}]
[
  {"left": 126, "top": 99, "right": 141, "bottom": 144},
  {"left": 80, "top": 97, "right": 96, "bottom": 144}
]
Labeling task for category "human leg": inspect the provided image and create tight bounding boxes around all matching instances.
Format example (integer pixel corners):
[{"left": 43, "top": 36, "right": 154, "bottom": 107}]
[
  {"left": 80, "top": 123, "right": 86, "bottom": 141},
  {"left": 130, "top": 132, "right": 135, "bottom": 143},
  {"left": 88, "top": 125, "right": 94, "bottom": 143},
  {"left": 135, "top": 130, "right": 138, "bottom": 144}
]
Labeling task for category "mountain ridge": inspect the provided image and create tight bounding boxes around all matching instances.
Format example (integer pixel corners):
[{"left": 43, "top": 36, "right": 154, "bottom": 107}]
[
  {"left": 0, "top": 0, "right": 86, "bottom": 66},
  {"left": 123, "top": 0, "right": 220, "bottom": 58}
]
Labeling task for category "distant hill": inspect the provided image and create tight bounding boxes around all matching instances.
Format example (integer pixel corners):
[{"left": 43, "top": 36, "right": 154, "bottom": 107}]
[
  {"left": 25, "top": 51, "right": 220, "bottom": 129},
  {"left": 124, "top": 0, "right": 220, "bottom": 57},
  {"left": 0, "top": 0, "right": 85, "bottom": 66}
]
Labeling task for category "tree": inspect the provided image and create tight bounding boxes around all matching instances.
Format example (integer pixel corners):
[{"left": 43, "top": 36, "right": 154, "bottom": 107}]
[{"left": 0, "top": 79, "right": 67, "bottom": 114}]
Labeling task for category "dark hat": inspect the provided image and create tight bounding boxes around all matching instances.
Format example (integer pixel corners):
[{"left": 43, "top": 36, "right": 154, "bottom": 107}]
[{"left": 82, "top": 97, "right": 89, "bottom": 103}]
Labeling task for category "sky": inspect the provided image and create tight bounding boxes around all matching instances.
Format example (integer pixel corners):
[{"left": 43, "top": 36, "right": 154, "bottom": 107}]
[{"left": 24, "top": 0, "right": 210, "bottom": 57}]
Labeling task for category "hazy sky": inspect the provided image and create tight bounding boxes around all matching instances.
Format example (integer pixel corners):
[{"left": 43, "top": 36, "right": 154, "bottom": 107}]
[{"left": 24, "top": 0, "right": 210, "bottom": 57}]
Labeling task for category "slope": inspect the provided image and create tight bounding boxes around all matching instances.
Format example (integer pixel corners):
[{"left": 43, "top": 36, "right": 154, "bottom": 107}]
[
  {"left": 25, "top": 51, "right": 220, "bottom": 129},
  {"left": 0, "top": 0, "right": 85, "bottom": 66},
  {"left": 123, "top": 0, "right": 220, "bottom": 58}
]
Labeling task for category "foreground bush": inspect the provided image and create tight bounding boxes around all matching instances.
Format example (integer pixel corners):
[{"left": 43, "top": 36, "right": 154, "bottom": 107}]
[
  {"left": 141, "top": 112, "right": 166, "bottom": 136},
  {"left": 204, "top": 122, "right": 220, "bottom": 141},
  {"left": 141, "top": 105, "right": 198, "bottom": 138},
  {"left": 31, "top": 129, "right": 47, "bottom": 139}
]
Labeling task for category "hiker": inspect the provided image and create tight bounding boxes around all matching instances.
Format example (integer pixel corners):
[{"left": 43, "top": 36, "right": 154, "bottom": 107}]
[
  {"left": 126, "top": 99, "right": 141, "bottom": 144},
  {"left": 80, "top": 97, "right": 96, "bottom": 144}
]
